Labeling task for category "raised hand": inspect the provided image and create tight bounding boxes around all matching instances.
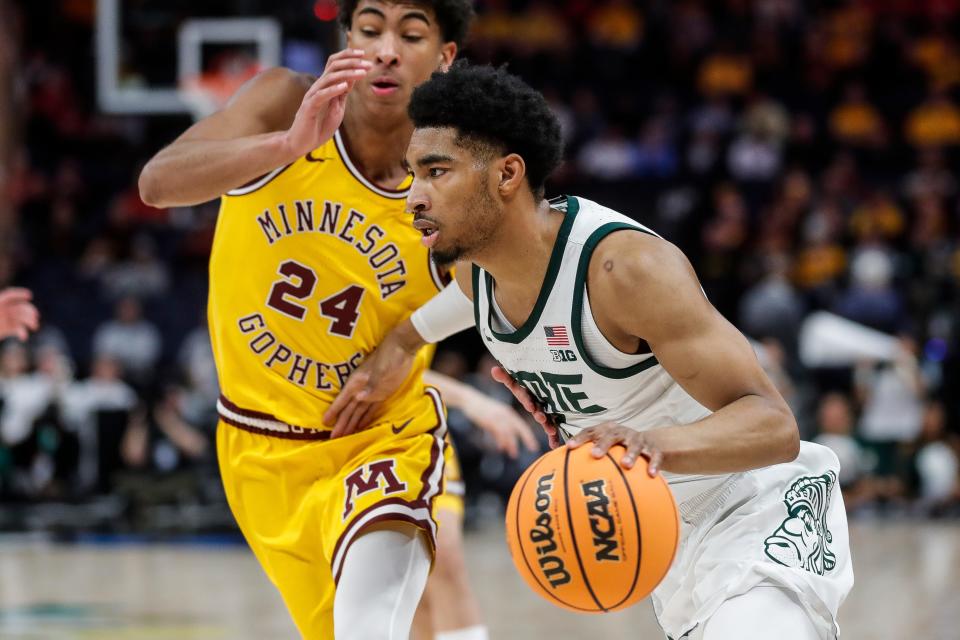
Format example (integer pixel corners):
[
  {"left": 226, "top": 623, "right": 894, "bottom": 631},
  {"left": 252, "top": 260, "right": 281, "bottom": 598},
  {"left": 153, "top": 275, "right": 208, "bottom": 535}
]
[{"left": 282, "top": 49, "right": 372, "bottom": 158}]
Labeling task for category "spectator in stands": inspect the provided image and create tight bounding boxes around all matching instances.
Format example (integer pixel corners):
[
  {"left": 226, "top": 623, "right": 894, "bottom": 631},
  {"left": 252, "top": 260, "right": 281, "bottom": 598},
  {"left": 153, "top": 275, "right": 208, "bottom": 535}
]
[
  {"left": 1, "top": 342, "right": 51, "bottom": 447},
  {"left": 829, "top": 83, "right": 886, "bottom": 147},
  {"left": 576, "top": 125, "right": 637, "bottom": 179},
  {"left": 739, "top": 252, "right": 805, "bottom": 357},
  {"left": 177, "top": 317, "right": 218, "bottom": 426},
  {"left": 902, "top": 148, "right": 957, "bottom": 201},
  {"left": 904, "top": 87, "right": 960, "bottom": 148},
  {"left": 849, "top": 189, "right": 905, "bottom": 244},
  {"left": 697, "top": 42, "right": 753, "bottom": 98},
  {"left": 99, "top": 234, "right": 170, "bottom": 301},
  {"left": 726, "top": 97, "right": 786, "bottom": 183},
  {"left": 911, "top": 400, "right": 960, "bottom": 514},
  {"left": 855, "top": 338, "right": 927, "bottom": 506},
  {"left": 586, "top": 0, "right": 643, "bottom": 52},
  {"left": 61, "top": 354, "right": 141, "bottom": 492},
  {"left": 91, "top": 296, "right": 161, "bottom": 386},
  {"left": 148, "top": 384, "right": 211, "bottom": 473},
  {"left": 633, "top": 117, "right": 678, "bottom": 179},
  {"left": 834, "top": 246, "right": 905, "bottom": 334},
  {"left": 812, "top": 393, "right": 873, "bottom": 509}
]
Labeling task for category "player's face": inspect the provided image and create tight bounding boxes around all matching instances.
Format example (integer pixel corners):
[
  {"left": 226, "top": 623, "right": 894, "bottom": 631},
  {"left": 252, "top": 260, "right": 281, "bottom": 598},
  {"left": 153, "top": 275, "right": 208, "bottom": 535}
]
[
  {"left": 346, "top": 1, "right": 456, "bottom": 112},
  {"left": 405, "top": 127, "right": 504, "bottom": 266}
]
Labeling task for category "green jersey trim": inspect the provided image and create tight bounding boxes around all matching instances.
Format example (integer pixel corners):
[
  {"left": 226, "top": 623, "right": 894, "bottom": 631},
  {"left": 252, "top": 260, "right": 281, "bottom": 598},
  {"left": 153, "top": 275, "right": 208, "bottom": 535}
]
[
  {"left": 484, "top": 196, "right": 580, "bottom": 344},
  {"left": 471, "top": 263, "right": 482, "bottom": 329},
  {"left": 571, "top": 222, "right": 661, "bottom": 379}
]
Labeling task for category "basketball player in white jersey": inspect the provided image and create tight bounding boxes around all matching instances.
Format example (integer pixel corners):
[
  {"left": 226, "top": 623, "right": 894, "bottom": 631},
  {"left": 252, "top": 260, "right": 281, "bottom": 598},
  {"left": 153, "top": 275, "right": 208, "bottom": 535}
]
[{"left": 326, "top": 62, "right": 854, "bottom": 640}]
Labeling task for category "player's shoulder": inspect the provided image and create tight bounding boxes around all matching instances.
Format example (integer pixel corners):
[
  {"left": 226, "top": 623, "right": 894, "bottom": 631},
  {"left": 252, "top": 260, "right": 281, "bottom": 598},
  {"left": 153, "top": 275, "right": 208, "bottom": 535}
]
[
  {"left": 593, "top": 227, "right": 685, "bottom": 280},
  {"left": 588, "top": 228, "right": 695, "bottom": 308}
]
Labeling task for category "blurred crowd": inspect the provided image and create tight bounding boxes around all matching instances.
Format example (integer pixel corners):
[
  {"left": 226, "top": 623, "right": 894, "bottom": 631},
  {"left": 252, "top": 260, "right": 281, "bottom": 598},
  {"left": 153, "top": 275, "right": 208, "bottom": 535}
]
[{"left": 0, "top": 0, "right": 958, "bottom": 531}]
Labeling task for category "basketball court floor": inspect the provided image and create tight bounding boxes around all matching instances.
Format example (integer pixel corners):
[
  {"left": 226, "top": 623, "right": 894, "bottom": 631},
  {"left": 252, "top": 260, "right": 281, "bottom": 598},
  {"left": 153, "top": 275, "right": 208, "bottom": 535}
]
[{"left": 0, "top": 520, "right": 956, "bottom": 639}]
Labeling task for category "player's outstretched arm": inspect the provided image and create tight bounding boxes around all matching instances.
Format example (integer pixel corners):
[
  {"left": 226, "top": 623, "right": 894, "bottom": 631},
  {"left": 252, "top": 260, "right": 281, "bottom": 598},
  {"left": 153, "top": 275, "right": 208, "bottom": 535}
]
[
  {"left": 567, "top": 231, "right": 800, "bottom": 475},
  {"left": 139, "top": 50, "right": 372, "bottom": 208},
  {"left": 324, "top": 272, "right": 475, "bottom": 437},
  {"left": 0, "top": 287, "right": 39, "bottom": 340},
  {"left": 423, "top": 370, "right": 538, "bottom": 458}
]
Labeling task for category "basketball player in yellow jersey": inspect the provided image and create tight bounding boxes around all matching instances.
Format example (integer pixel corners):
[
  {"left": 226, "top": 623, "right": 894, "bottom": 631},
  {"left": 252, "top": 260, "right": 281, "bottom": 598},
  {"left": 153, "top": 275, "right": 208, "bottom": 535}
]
[{"left": 137, "top": 2, "right": 525, "bottom": 638}]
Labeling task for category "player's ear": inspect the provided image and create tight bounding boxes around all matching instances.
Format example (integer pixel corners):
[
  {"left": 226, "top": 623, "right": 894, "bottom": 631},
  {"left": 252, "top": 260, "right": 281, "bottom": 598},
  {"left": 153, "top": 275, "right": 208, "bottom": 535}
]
[
  {"left": 439, "top": 43, "right": 456, "bottom": 71},
  {"left": 498, "top": 154, "right": 526, "bottom": 197}
]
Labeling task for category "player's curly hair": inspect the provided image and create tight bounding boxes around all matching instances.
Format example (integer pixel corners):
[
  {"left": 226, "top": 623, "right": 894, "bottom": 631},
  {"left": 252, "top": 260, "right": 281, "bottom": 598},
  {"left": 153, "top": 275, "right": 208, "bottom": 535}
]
[
  {"left": 409, "top": 61, "right": 564, "bottom": 199},
  {"left": 337, "top": 1, "right": 474, "bottom": 49}
]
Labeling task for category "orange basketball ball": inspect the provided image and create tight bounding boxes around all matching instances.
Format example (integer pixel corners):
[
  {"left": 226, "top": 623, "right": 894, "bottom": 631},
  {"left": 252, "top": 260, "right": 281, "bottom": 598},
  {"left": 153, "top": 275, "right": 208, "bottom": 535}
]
[{"left": 505, "top": 443, "right": 679, "bottom": 613}]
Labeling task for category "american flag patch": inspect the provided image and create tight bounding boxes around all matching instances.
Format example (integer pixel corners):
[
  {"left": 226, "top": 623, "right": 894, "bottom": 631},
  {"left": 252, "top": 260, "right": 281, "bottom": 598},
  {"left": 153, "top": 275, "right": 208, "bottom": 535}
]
[{"left": 544, "top": 326, "right": 569, "bottom": 346}]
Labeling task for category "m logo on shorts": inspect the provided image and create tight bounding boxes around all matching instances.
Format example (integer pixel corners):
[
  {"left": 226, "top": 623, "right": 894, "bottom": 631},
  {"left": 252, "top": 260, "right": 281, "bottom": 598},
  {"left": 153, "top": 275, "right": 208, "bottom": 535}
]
[
  {"left": 342, "top": 459, "right": 407, "bottom": 519},
  {"left": 763, "top": 471, "right": 837, "bottom": 575}
]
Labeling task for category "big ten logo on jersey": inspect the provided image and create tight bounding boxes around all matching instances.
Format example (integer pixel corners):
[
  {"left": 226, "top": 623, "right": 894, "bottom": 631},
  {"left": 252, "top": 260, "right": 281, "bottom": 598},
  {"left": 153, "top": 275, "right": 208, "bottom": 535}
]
[
  {"left": 342, "top": 459, "right": 407, "bottom": 519},
  {"left": 255, "top": 199, "right": 407, "bottom": 300},
  {"left": 510, "top": 370, "right": 608, "bottom": 419},
  {"left": 550, "top": 349, "right": 578, "bottom": 363}
]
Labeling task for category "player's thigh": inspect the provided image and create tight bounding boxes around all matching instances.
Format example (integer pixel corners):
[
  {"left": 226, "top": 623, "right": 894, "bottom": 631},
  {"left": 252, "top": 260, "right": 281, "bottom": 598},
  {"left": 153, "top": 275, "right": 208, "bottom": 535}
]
[
  {"left": 329, "top": 425, "right": 446, "bottom": 583},
  {"left": 697, "top": 587, "right": 821, "bottom": 640}
]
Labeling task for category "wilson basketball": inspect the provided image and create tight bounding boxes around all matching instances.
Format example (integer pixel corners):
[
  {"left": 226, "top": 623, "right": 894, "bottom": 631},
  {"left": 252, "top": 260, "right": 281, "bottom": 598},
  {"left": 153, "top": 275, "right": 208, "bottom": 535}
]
[{"left": 505, "top": 444, "right": 679, "bottom": 613}]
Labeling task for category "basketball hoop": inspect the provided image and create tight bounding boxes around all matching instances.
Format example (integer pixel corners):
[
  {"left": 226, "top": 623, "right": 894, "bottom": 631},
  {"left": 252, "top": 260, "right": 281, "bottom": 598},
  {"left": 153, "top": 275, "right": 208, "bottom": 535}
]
[{"left": 179, "top": 55, "right": 262, "bottom": 120}]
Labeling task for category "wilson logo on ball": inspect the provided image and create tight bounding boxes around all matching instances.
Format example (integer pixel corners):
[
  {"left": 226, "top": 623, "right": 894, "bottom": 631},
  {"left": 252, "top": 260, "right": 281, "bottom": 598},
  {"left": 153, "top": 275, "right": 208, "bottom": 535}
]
[
  {"left": 582, "top": 479, "right": 620, "bottom": 562},
  {"left": 530, "top": 471, "right": 571, "bottom": 588},
  {"left": 506, "top": 445, "right": 679, "bottom": 613}
]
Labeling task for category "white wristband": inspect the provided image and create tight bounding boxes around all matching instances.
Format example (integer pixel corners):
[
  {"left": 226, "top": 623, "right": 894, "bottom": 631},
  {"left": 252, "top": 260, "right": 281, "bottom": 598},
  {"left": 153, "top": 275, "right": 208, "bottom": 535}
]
[{"left": 410, "top": 281, "right": 475, "bottom": 343}]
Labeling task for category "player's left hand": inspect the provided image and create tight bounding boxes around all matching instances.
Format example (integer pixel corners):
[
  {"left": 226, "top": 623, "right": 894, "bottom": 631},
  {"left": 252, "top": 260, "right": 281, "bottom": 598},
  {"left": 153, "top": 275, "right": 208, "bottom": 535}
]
[
  {"left": 567, "top": 422, "right": 663, "bottom": 476},
  {"left": 324, "top": 337, "right": 417, "bottom": 438},
  {"left": 491, "top": 365, "right": 561, "bottom": 449},
  {"left": 0, "top": 288, "right": 40, "bottom": 341},
  {"left": 458, "top": 389, "right": 539, "bottom": 458}
]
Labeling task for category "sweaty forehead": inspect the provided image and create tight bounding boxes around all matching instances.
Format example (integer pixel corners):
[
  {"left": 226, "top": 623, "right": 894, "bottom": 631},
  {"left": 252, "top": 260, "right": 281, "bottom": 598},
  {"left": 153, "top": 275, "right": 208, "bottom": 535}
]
[{"left": 408, "top": 127, "right": 460, "bottom": 158}]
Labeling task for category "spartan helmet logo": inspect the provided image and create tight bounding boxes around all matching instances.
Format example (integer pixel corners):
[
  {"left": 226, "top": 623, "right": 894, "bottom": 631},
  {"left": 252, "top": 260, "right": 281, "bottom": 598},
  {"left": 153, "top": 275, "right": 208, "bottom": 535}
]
[{"left": 763, "top": 471, "right": 837, "bottom": 576}]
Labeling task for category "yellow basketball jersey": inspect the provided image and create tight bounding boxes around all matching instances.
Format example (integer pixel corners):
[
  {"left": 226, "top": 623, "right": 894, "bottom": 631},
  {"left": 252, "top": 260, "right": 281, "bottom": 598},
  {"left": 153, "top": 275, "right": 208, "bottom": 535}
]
[{"left": 209, "top": 130, "right": 447, "bottom": 430}]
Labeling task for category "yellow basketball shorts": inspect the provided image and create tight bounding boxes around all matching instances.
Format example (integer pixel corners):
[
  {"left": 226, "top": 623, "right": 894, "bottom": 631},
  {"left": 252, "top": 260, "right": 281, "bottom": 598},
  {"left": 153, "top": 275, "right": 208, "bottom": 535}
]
[
  {"left": 436, "top": 433, "right": 465, "bottom": 516},
  {"left": 216, "top": 387, "right": 448, "bottom": 639}
]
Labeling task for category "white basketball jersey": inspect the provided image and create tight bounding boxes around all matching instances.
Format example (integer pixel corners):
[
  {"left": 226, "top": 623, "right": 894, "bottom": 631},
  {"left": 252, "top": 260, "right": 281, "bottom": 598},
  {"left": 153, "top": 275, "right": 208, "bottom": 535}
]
[{"left": 472, "top": 195, "right": 732, "bottom": 502}]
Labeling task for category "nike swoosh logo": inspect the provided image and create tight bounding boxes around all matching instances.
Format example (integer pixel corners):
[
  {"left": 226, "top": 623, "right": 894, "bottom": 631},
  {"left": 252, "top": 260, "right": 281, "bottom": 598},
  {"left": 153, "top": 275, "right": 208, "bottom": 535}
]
[{"left": 391, "top": 418, "right": 413, "bottom": 435}]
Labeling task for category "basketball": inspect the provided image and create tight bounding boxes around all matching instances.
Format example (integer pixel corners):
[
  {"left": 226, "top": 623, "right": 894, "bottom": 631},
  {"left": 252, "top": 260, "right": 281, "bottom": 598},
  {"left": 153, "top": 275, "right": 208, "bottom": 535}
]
[{"left": 505, "top": 444, "right": 679, "bottom": 613}]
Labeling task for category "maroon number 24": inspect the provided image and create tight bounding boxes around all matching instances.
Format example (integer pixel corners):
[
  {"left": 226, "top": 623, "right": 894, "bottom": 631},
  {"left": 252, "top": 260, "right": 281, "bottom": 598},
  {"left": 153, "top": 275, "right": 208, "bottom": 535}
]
[{"left": 266, "top": 260, "right": 365, "bottom": 338}]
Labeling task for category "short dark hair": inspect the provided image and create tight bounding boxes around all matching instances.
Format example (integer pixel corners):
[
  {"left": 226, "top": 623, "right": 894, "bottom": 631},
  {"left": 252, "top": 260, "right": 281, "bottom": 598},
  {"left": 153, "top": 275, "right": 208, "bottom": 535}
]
[
  {"left": 408, "top": 61, "right": 564, "bottom": 198},
  {"left": 337, "top": 1, "right": 474, "bottom": 49}
]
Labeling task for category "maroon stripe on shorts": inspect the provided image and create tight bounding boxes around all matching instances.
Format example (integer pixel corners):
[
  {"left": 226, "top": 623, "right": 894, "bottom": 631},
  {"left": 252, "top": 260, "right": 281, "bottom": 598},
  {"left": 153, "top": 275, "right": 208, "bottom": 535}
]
[{"left": 217, "top": 394, "right": 331, "bottom": 441}]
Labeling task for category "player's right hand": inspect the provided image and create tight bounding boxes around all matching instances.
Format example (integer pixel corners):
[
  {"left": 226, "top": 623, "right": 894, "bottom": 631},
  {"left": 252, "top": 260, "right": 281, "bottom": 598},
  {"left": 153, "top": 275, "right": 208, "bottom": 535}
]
[
  {"left": 491, "top": 365, "right": 562, "bottom": 449},
  {"left": 324, "top": 339, "right": 417, "bottom": 439},
  {"left": 281, "top": 49, "right": 372, "bottom": 159}
]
